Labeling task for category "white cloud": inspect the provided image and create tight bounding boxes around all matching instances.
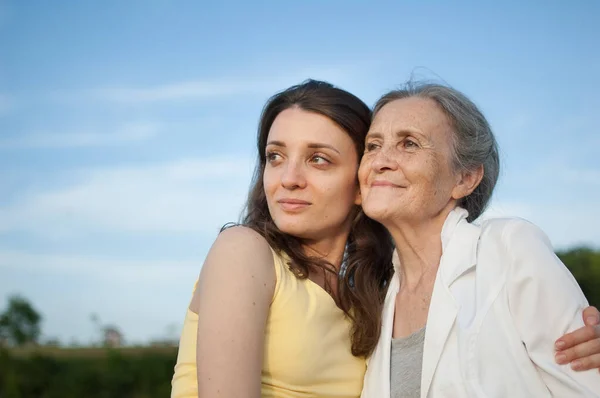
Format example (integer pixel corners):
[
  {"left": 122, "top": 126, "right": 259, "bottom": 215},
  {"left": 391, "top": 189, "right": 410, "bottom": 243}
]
[
  {"left": 0, "top": 156, "right": 255, "bottom": 237},
  {"left": 91, "top": 66, "right": 355, "bottom": 103},
  {"left": 0, "top": 250, "right": 200, "bottom": 344},
  {"left": 0, "top": 155, "right": 255, "bottom": 343},
  {"left": 94, "top": 80, "right": 261, "bottom": 103},
  {"left": 0, "top": 122, "right": 159, "bottom": 148},
  {"left": 0, "top": 249, "right": 196, "bottom": 283}
]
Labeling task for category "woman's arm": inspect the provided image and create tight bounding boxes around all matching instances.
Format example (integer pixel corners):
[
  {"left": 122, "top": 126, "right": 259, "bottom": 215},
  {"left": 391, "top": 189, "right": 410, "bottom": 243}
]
[
  {"left": 193, "top": 226, "right": 276, "bottom": 398},
  {"left": 505, "top": 219, "right": 600, "bottom": 396}
]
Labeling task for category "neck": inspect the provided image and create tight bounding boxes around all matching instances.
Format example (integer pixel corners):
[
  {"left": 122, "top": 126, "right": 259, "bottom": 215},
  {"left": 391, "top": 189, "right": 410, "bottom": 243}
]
[
  {"left": 303, "top": 231, "right": 349, "bottom": 270},
  {"left": 386, "top": 204, "right": 455, "bottom": 288}
]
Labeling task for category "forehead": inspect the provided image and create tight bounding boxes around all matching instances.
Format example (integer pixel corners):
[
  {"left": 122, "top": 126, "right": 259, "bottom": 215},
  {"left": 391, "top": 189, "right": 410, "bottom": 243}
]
[
  {"left": 371, "top": 97, "right": 449, "bottom": 134},
  {"left": 268, "top": 107, "right": 351, "bottom": 145}
]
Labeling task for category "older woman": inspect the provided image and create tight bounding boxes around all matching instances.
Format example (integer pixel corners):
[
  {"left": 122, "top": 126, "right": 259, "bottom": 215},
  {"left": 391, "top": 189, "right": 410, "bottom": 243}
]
[{"left": 360, "top": 83, "right": 600, "bottom": 397}]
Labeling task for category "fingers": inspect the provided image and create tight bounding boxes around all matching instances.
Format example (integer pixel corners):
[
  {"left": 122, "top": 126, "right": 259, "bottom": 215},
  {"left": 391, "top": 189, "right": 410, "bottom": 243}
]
[
  {"left": 555, "top": 331, "right": 600, "bottom": 365},
  {"left": 569, "top": 353, "right": 600, "bottom": 372},
  {"left": 555, "top": 324, "right": 600, "bottom": 351},
  {"left": 582, "top": 306, "right": 600, "bottom": 326}
]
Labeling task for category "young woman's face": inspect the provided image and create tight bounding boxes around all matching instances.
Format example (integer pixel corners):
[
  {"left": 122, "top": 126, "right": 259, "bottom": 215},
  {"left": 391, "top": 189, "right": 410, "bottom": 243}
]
[{"left": 264, "top": 107, "right": 361, "bottom": 242}]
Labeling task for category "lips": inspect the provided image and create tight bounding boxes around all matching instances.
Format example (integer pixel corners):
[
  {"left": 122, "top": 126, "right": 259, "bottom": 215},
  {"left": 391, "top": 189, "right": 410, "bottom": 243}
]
[
  {"left": 371, "top": 180, "right": 400, "bottom": 187},
  {"left": 277, "top": 198, "right": 311, "bottom": 212}
]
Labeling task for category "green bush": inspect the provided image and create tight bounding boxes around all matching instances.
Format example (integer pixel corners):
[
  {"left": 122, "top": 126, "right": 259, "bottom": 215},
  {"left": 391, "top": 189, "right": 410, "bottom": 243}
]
[
  {"left": 558, "top": 247, "right": 600, "bottom": 308},
  {"left": 0, "top": 347, "right": 177, "bottom": 398}
]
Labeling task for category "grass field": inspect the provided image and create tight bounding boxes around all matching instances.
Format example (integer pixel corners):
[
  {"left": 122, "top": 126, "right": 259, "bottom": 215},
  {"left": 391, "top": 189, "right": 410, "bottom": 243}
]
[{"left": 7, "top": 345, "right": 178, "bottom": 358}]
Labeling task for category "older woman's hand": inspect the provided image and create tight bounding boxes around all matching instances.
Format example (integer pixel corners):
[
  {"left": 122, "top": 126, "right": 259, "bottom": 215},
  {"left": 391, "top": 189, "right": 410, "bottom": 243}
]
[{"left": 555, "top": 306, "right": 600, "bottom": 372}]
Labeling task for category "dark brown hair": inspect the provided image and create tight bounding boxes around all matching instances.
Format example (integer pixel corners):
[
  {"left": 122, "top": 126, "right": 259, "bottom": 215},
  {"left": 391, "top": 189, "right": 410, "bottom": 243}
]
[{"left": 242, "top": 79, "right": 394, "bottom": 357}]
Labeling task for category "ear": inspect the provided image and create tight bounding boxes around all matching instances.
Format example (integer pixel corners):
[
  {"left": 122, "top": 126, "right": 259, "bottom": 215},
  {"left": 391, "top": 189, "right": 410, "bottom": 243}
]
[{"left": 451, "top": 164, "right": 484, "bottom": 200}]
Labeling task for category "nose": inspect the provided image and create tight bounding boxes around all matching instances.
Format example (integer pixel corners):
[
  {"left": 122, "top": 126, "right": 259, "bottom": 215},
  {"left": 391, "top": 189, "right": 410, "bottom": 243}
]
[
  {"left": 281, "top": 161, "right": 307, "bottom": 190},
  {"left": 371, "top": 147, "right": 398, "bottom": 173}
]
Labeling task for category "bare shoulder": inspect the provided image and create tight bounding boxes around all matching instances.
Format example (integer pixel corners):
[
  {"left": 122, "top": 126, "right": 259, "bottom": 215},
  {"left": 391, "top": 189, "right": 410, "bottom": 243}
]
[
  {"left": 210, "top": 225, "right": 274, "bottom": 264},
  {"left": 190, "top": 225, "right": 276, "bottom": 313},
  {"left": 202, "top": 225, "right": 275, "bottom": 282},
  {"left": 215, "top": 224, "right": 270, "bottom": 248}
]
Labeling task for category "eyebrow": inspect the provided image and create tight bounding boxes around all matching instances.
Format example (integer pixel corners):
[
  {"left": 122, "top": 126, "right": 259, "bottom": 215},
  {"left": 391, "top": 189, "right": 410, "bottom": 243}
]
[
  {"left": 266, "top": 140, "right": 341, "bottom": 155},
  {"left": 365, "top": 131, "right": 383, "bottom": 140},
  {"left": 366, "top": 128, "right": 426, "bottom": 140}
]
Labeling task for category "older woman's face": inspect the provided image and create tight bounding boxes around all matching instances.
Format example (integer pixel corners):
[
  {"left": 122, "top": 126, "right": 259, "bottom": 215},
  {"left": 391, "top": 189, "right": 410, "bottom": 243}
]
[{"left": 358, "top": 97, "right": 464, "bottom": 225}]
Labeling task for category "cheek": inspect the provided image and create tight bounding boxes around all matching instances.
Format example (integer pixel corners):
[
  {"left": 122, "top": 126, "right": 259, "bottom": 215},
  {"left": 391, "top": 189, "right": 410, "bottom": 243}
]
[
  {"left": 325, "top": 174, "right": 359, "bottom": 205},
  {"left": 425, "top": 158, "right": 440, "bottom": 184},
  {"left": 423, "top": 158, "right": 454, "bottom": 198},
  {"left": 262, "top": 169, "right": 278, "bottom": 198},
  {"left": 357, "top": 160, "right": 370, "bottom": 187}
]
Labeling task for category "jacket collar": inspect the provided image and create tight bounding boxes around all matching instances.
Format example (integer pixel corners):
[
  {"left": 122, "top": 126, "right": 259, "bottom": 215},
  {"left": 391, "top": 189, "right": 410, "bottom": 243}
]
[
  {"left": 438, "top": 207, "right": 480, "bottom": 286},
  {"left": 392, "top": 207, "right": 479, "bottom": 287}
]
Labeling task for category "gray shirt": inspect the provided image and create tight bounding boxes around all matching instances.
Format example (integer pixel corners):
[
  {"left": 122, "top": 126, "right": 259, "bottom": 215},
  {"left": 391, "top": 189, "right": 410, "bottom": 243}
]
[{"left": 390, "top": 327, "right": 425, "bottom": 398}]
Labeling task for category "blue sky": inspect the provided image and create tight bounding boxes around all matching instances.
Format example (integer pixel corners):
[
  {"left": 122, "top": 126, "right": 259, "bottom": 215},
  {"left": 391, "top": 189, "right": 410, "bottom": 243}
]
[{"left": 1, "top": 0, "right": 598, "bottom": 345}]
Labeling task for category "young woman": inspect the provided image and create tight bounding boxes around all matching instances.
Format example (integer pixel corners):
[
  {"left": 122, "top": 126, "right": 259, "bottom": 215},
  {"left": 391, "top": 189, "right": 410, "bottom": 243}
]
[
  {"left": 171, "top": 80, "right": 600, "bottom": 398},
  {"left": 171, "top": 80, "right": 393, "bottom": 398}
]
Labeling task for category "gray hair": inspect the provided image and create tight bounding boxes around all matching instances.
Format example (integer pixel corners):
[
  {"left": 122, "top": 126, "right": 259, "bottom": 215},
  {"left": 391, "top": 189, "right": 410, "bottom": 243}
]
[{"left": 373, "top": 82, "right": 500, "bottom": 221}]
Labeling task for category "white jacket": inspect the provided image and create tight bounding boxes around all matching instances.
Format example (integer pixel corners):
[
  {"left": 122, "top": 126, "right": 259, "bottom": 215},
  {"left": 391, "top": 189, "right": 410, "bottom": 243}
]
[{"left": 361, "top": 207, "right": 600, "bottom": 398}]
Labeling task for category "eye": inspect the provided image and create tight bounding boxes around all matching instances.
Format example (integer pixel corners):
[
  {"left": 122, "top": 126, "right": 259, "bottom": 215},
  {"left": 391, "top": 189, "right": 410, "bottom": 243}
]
[
  {"left": 266, "top": 151, "right": 282, "bottom": 163},
  {"left": 365, "top": 142, "right": 380, "bottom": 152},
  {"left": 403, "top": 138, "right": 419, "bottom": 149},
  {"left": 310, "top": 154, "right": 330, "bottom": 165}
]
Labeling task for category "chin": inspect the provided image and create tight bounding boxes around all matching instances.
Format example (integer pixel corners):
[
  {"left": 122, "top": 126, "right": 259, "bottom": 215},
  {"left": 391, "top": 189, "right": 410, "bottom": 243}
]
[
  {"left": 277, "top": 226, "right": 318, "bottom": 241},
  {"left": 273, "top": 217, "right": 310, "bottom": 237},
  {"left": 361, "top": 201, "right": 393, "bottom": 222}
]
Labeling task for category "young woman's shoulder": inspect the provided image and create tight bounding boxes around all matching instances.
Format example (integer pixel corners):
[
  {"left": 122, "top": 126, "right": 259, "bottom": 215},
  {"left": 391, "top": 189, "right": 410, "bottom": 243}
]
[
  {"left": 203, "top": 225, "right": 275, "bottom": 281},
  {"left": 189, "top": 225, "right": 276, "bottom": 313},
  {"left": 215, "top": 225, "right": 273, "bottom": 254},
  {"left": 191, "top": 226, "right": 277, "bottom": 397}
]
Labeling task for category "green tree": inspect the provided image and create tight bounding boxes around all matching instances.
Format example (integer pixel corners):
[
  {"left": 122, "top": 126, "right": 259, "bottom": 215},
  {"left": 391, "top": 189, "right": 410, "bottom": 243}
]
[
  {"left": 0, "top": 295, "right": 42, "bottom": 347},
  {"left": 557, "top": 247, "right": 600, "bottom": 308}
]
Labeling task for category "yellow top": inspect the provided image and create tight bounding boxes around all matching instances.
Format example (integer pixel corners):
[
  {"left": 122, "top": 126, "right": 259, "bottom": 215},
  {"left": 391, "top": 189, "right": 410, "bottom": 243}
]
[{"left": 171, "top": 249, "right": 366, "bottom": 398}]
